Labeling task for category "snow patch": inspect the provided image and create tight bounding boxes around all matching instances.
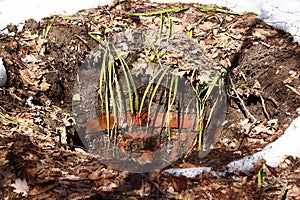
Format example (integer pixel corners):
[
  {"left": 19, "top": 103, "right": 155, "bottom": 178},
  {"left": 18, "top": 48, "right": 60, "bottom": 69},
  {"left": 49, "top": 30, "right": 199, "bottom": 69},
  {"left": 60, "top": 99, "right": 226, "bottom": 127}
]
[{"left": 165, "top": 116, "right": 300, "bottom": 177}]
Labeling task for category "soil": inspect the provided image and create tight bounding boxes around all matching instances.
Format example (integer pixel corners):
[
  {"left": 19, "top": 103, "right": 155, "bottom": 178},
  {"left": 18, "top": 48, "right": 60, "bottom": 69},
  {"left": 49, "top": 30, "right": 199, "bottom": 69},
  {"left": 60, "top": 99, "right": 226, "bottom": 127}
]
[{"left": 0, "top": 0, "right": 299, "bottom": 199}]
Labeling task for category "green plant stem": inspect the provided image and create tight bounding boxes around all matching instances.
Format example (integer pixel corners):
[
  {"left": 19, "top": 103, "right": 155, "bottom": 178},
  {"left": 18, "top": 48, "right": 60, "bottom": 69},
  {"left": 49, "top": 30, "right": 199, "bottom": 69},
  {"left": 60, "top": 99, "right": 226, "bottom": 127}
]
[
  {"left": 195, "top": 5, "right": 256, "bottom": 16},
  {"left": 44, "top": 15, "right": 57, "bottom": 37},
  {"left": 129, "top": 7, "right": 188, "bottom": 17},
  {"left": 113, "top": 46, "right": 139, "bottom": 112}
]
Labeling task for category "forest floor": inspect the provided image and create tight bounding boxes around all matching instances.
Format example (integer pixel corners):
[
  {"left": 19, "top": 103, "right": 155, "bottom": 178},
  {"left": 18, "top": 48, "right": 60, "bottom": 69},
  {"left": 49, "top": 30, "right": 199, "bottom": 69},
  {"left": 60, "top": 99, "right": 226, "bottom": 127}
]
[{"left": 0, "top": 0, "right": 299, "bottom": 199}]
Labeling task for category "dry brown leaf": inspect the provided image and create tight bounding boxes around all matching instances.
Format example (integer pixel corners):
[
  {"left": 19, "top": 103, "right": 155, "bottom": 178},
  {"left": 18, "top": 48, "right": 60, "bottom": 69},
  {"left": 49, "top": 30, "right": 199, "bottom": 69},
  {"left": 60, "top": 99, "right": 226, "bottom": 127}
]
[
  {"left": 21, "top": 55, "right": 41, "bottom": 63},
  {"left": 39, "top": 77, "right": 51, "bottom": 91},
  {"left": 29, "top": 184, "right": 55, "bottom": 196},
  {"left": 88, "top": 170, "right": 102, "bottom": 180}
]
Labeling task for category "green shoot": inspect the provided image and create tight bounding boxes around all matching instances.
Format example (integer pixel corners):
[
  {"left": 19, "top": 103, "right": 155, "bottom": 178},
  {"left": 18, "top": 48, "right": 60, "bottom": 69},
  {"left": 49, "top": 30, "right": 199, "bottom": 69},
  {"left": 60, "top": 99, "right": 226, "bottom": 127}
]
[
  {"left": 98, "top": 44, "right": 112, "bottom": 134},
  {"left": 139, "top": 65, "right": 168, "bottom": 113},
  {"left": 105, "top": 72, "right": 110, "bottom": 134},
  {"left": 108, "top": 62, "right": 118, "bottom": 132},
  {"left": 44, "top": 15, "right": 57, "bottom": 37},
  {"left": 113, "top": 46, "right": 139, "bottom": 113},
  {"left": 0, "top": 112, "right": 22, "bottom": 125},
  {"left": 167, "top": 13, "right": 172, "bottom": 37},
  {"left": 143, "top": 33, "right": 164, "bottom": 66},
  {"left": 159, "top": 13, "right": 164, "bottom": 36},
  {"left": 187, "top": 29, "right": 193, "bottom": 38},
  {"left": 257, "top": 164, "right": 266, "bottom": 189},
  {"left": 99, "top": 45, "right": 109, "bottom": 100},
  {"left": 139, "top": 65, "right": 172, "bottom": 114},
  {"left": 165, "top": 68, "right": 179, "bottom": 128},
  {"left": 240, "top": 71, "right": 248, "bottom": 83},
  {"left": 62, "top": 15, "right": 73, "bottom": 21},
  {"left": 192, "top": 76, "right": 220, "bottom": 150},
  {"left": 112, "top": 61, "right": 124, "bottom": 123},
  {"left": 88, "top": 32, "right": 102, "bottom": 43},
  {"left": 195, "top": 5, "right": 256, "bottom": 16},
  {"left": 129, "top": 7, "right": 188, "bottom": 17},
  {"left": 147, "top": 65, "right": 172, "bottom": 116},
  {"left": 195, "top": 99, "right": 204, "bottom": 148},
  {"left": 167, "top": 69, "right": 178, "bottom": 112}
]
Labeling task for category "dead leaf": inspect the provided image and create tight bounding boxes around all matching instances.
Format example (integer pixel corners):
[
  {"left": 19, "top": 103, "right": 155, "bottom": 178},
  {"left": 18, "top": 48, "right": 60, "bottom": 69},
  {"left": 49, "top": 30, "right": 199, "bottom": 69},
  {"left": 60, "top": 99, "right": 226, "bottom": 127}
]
[
  {"left": 11, "top": 178, "right": 29, "bottom": 197},
  {"left": 39, "top": 77, "right": 51, "bottom": 91},
  {"left": 25, "top": 167, "right": 36, "bottom": 178},
  {"left": 21, "top": 55, "right": 41, "bottom": 63},
  {"left": 29, "top": 184, "right": 55, "bottom": 196},
  {"left": 88, "top": 170, "right": 102, "bottom": 180},
  {"left": 171, "top": 175, "right": 187, "bottom": 191}
]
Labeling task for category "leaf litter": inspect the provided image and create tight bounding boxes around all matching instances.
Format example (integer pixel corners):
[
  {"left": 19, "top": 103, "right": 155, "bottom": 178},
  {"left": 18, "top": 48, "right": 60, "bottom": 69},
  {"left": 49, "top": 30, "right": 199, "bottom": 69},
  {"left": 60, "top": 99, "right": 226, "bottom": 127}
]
[{"left": 0, "top": 0, "right": 299, "bottom": 199}]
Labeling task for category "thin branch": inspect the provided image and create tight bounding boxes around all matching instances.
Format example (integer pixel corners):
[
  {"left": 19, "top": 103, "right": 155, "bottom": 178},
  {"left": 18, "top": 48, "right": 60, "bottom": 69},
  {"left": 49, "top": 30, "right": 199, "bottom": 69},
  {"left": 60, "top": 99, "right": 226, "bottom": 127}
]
[{"left": 228, "top": 73, "right": 257, "bottom": 123}]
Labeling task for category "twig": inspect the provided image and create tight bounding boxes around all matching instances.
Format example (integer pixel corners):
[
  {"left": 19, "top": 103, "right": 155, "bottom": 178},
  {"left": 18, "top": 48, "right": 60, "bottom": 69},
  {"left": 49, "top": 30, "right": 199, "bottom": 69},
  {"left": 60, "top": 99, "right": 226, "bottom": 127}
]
[
  {"left": 228, "top": 73, "right": 257, "bottom": 123},
  {"left": 228, "top": 72, "right": 258, "bottom": 150},
  {"left": 266, "top": 96, "right": 279, "bottom": 108},
  {"left": 74, "top": 35, "right": 92, "bottom": 51},
  {"left": 260, "top": 95, "right": 270, "bottom": 120},
  {"left": 285, "top": 84, "right": 300, "bottom": 96}
]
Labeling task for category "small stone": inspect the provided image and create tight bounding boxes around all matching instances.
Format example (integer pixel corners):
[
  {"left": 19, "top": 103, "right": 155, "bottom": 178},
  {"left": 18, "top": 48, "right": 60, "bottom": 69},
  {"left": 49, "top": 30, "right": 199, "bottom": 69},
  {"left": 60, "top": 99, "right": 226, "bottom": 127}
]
[
  {"left": 296, "top": 107, "right": 300, "bottom": 115},
  {"left": 0, "top": 58, "right": 8, "bottom": 87}
]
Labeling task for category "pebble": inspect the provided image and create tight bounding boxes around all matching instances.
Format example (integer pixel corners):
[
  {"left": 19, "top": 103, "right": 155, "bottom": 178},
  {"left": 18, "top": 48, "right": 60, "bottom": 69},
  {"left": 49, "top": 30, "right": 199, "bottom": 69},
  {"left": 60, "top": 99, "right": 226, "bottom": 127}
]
[
  {"left": 0, "top": 58, "right": 8, "bottom": 87},
  {"left": 296, "top": 107, "right": 300, "bottom": 115}
]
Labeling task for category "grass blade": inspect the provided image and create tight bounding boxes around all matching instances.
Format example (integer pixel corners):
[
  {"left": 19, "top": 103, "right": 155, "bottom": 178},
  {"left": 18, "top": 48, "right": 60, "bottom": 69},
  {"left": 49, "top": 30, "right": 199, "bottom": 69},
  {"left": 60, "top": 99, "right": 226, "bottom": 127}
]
[
  {"left": 139, "top": 65, "right": 172, "bottom": 114},
  {"left": 113, "top": 46, "right": 139, "bottom": 113},
  {"left": 0, "top": 112, "right": 22, "bottom": 125},
  {"left": 195, "top": 5, "right": 256, "bottom": 16},
  {"left": 143, "top": 33, "right": 165, "bottom": 66},
  {"left": 167, "top": 13, "right": 172, "bottom": 37},
  {"left": 129, "top": 7, "right": 188, "bottom": 17},
  {"left": 105, "top": 73, "right": 110, "bottom": 134},
  {"left": 112, "top": 60, "right": 124, "bottom": 124},
  {"left": 88, "top": 32, "right": 102, "bottom": 43},
  {"left": 44, "top": 15, "right": 57, "bottom": 37},
  {"left": 99, "top": 45, "right": 109, "bottom": 100},
  {"left": 191, "top": 75, "right": 220, "bottom": 150},
  {"left": 108, "top": 62, "right": 118, "bottom": 132},
  {"left": 165, "top": 68, "right": 179, "bottom": 127},
  {"left": 148, "top": 66, "right": 171, "bottom": 112},
  {"left": 159, "top": 13, "right": 163, "bottom": 36}
]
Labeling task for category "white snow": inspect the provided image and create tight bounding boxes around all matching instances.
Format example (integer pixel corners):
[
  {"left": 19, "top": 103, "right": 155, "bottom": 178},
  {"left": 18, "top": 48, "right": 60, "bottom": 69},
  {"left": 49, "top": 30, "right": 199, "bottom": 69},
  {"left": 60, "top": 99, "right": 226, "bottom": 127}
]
[
  {"left": 0, "top": 58, "right": 7, "bottom": 86},
  {"left": 0, "top": 0, "right": 299, "bottom": 174},
  {"left": 164, "top": 167, "right": 216, "bottom": 178},
  {"left": 0, "top": 0, "right": 104, "bottom": 32},
  {"left": 227, "top": 116, "right": 300, "bottom": 173},
  {"left": 166, "top": 116, "right": 300, "bottom": 177}
]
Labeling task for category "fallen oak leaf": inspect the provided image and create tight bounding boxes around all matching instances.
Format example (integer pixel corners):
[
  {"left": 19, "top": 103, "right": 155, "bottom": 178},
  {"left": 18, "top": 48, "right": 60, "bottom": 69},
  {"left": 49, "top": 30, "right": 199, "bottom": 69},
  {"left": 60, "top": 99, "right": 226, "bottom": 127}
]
[
  {"left": 11, "top": 178, "right": 29, "bottom": 197},
  {"left": 29, "top": 184, "right": 55, "bottom": 196}
]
